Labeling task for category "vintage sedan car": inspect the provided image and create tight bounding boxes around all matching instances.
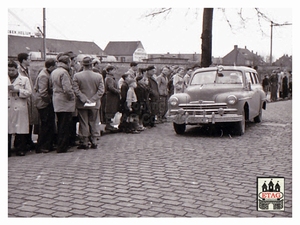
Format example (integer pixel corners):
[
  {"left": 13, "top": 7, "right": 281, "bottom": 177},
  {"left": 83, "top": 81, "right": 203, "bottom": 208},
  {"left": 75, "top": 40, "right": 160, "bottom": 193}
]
[{"left": 167, "top": 66, "right": 267, "bottom": 135}]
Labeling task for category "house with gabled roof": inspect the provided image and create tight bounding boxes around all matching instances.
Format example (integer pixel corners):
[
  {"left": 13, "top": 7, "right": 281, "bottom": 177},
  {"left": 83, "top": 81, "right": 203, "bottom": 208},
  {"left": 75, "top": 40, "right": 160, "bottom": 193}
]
[
  {"left": 8, "top": 35, "right": 105, "bottom": 60},
  {"left": 222, "top": 45, "right": 265, "bottom": 67},
  {"left": 104, "top": 41, "right": 148, "bottom": 62}
]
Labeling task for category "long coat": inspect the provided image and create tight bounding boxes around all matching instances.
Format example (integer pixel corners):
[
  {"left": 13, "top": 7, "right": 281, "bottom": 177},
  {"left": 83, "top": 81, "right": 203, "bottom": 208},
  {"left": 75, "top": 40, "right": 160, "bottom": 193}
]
[
  {"left": 73, "top": 70, "right": 105, "bottom": 109},
  {"left": 104, "top": 74, "right": 120, "bottom": 118},
  {"left": 34, "top": 68, "right": 52, "bottom": 109},
  {"left": 147, "top": 76, "right": 159, "bottom": 114},
  {"left": 8, "top": 75, "right": 32, "bottom": 134},
  {"left": 18, "top": 65, "right": 39, "bottom": 125},
  {"left": 50, "top": 63, "right": 75, "bottom": 112}
]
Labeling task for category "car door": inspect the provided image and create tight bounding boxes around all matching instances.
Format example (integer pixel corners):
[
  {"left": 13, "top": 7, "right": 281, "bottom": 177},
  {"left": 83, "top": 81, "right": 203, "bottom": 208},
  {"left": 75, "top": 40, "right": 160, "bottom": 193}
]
[{"left": 248, "top": 72, "right": 261, "bottom": 119}]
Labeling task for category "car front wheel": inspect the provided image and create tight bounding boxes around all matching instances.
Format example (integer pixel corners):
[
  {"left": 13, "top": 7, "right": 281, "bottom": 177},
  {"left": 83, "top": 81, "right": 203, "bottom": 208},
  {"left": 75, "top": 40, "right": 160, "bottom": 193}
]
[{"left": 173, "top": 123, "right": 186, "bottom": 135}]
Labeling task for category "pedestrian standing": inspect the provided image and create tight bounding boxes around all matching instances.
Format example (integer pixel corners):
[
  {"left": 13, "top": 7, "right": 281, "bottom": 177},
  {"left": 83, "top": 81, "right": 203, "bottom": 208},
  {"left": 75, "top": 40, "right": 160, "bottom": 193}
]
[
  {"left": 118, "top": 62, "right": 138, "bottom": 89},
  {"left": 119, "top": 74, "right": 131, "bottom": 133},
  {"left": 173, "top": 66, "right": 185, "bottom": 94},
  {"left": 156, "top": 66, "right": 169, "bottom": 123},
  {"left": 73, "top": 56, "right": 105, "bottom": 149},
  {"left": 183, "top": 68, "right": 193, "bottom": 89},
  {"left": 262, "top": 75, "right": 270, "bottom": 96},
  {"left": 104, "top": 65, "right": 120, "bottom": 132},
  {"left": 146, "top": 65, "right": 159, "bottom": 127},
  {"left": 269, "top": 70, "right": 278, "bottom": 102},
  {"left": 282, "top": 73, "right": 289, "bottom": 99},
  {"left": 126, "top": 79, "right": 140, "bottom": 134},
  {"left": 51, "top": 55, "right": 75, "bottom": 153},
  {"left": 17, "top": 52, "right": 38, "bottom": 151},
  {"left": 135, "top": 73, "right": 149, "bottom": 130},
  {"left": 62, "top": 51, "right": 79, "bottom": 147},
  {"left": 34, "top": 58, "right": 57, "bottom": 153},
  {"left": 8, "top": 60, "right": 32, "bottom": 157}
]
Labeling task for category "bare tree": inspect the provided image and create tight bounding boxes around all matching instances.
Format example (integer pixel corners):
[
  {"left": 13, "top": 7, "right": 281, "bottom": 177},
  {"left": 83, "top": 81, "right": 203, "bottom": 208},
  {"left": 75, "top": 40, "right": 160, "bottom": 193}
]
[{"left": 143, "top": 8, "right": 291, "bottom": 67}]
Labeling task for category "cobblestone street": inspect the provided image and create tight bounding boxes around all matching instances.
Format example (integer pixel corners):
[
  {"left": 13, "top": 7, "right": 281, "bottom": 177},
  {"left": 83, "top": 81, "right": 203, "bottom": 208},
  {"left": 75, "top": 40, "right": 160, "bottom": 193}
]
[{"left": 7, "top": 100, "right": 293, "bottom": 219}]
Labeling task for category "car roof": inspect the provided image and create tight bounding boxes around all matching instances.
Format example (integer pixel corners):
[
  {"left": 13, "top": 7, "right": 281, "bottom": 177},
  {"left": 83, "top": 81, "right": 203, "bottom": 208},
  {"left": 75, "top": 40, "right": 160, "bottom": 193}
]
[{"left": 194, "top": 66, "right": 257, "bottom": 73}]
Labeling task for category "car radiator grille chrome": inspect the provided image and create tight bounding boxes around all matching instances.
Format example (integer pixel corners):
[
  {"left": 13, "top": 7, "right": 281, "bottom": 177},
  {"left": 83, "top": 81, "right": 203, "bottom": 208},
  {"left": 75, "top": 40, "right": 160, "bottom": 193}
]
[{"left": 177, "top": 103, "right": 237, "bottom": 115}]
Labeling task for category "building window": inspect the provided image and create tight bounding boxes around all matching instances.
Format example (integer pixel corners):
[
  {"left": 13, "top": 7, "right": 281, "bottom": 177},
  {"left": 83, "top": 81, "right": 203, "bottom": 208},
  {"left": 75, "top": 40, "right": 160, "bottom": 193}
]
[{"left": 121, "top": 57, "right": 126, "bottom": 62}]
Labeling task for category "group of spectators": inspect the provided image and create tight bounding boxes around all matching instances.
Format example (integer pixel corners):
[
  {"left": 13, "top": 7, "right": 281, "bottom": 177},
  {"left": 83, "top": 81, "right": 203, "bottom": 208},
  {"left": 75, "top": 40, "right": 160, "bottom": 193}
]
[
  {"left": 262, "top": 68, "right": 292, "bottom": 102},
  {"left": 8, "top": 51, "right": 196, "bottom": 157}
]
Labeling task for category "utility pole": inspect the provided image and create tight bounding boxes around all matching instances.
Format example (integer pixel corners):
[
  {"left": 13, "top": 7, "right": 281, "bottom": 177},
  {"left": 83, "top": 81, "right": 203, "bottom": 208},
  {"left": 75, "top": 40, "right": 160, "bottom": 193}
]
[
  {"left": 43, "top": 8, "right": 46, "bottom": 60},
  {"left": 37, "top": 8, "right": 46, "bottom": 60},
  {"left": 270, "top": 21, "right": 292, "bottom": 65}
]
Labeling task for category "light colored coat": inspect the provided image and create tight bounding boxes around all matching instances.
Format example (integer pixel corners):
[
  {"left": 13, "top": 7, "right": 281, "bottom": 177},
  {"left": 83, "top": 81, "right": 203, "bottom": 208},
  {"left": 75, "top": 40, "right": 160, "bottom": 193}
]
[
  {"left": 50, "top": 63, "right": 75, "bottom": 112},
  {"left": 8, "top": 75, "right": 32, "bottom": 134},
  {"left": 18, "top": 65, "right": 39, "bottom": 125},
  {"left": 73, "top": 69, "right": 105, "bottom": 109}
]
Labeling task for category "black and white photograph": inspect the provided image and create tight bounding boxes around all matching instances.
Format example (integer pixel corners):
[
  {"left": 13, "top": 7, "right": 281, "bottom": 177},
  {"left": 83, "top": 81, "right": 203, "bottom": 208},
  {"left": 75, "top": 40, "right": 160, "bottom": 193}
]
[{"left": 3, "top": 1, "right": 297, "bottom": 224}]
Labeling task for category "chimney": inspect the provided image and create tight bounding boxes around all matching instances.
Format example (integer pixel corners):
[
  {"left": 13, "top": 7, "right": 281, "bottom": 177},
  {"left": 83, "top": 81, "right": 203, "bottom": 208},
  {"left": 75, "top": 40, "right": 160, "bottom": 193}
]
[{"left": 234, "top": 45, "right": 238, "bottom": 49}]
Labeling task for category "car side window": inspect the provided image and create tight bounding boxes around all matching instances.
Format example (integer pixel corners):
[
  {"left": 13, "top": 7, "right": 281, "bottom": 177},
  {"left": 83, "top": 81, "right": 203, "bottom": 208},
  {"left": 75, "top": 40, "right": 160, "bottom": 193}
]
[
  {"left": 245, "top": 72, "right": 253, "bottom": 84},
  {"left": 251, "top": 72, "right": 259, "bottom": 84}
]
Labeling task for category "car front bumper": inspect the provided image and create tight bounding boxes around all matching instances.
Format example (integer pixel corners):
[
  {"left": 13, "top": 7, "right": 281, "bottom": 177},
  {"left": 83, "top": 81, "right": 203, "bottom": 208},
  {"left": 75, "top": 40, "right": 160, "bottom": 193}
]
[{"left": 167, "top": 113, "right": 243, "bottom": 125}]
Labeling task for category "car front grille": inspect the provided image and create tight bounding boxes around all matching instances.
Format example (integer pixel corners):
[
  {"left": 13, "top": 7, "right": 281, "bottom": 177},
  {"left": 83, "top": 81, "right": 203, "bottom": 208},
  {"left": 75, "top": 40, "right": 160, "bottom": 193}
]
[{"left": 177, "top": 103, "right": 236, "bottom": 115}]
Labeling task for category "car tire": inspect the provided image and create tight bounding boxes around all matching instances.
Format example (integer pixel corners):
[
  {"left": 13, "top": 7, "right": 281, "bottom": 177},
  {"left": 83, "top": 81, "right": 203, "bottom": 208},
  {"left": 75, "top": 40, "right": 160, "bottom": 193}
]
[
  {"left": 235, "top": 110, "right": 245, "bottom": 136},
  {"left": 173, "top": 123, "right": 186, "bottom": 135},
  {"left": 254, "top": 108, "right": 262, "bottom": 123}
]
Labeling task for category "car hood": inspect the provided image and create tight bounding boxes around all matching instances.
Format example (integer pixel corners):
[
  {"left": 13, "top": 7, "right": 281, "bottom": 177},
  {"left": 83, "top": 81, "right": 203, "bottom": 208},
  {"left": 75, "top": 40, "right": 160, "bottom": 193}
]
[{"left": 186, "top": 84, "right": 244, "bottom": 101}]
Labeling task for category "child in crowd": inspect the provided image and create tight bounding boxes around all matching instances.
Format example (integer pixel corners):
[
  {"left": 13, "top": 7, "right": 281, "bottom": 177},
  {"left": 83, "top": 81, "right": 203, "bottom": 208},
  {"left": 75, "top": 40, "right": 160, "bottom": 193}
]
[{"left": 126, "top": 79, "right": 139, "bottom": 134}]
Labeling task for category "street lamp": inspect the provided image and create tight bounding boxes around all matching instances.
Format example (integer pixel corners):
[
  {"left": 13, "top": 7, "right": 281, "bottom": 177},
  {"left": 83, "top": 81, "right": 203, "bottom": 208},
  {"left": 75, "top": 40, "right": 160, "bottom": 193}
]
[{"left": 270, "top": 21, "right": 292, "bottom": 65}]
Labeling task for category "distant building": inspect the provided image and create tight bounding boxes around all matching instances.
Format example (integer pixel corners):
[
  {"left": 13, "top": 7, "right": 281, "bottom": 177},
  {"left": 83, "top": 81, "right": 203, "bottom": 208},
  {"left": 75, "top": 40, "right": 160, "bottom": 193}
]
[
  {"left": 273, "top": 54, "right": 292, "bottom": 71},
  {"left": 8, "top": 35, "right": 105, "bottom": 60},
  {"left": 222, "top": 45, "right": 265, "bottom": 67},
  {"left": 146, "top": 52, "right": 200, "bottom": 65},
  {"left": 104, "top": 41, "right": 147, "bottom": 62}
]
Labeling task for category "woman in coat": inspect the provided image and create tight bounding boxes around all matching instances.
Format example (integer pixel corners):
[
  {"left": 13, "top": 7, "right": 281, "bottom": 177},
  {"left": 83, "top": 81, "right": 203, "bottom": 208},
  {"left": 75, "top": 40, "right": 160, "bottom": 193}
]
[
  {"left": 104, "top": 66, "right": 120, "bottom": 131},
  {"left": 8, "top": 60, "right": 32, "bottom": 156}
]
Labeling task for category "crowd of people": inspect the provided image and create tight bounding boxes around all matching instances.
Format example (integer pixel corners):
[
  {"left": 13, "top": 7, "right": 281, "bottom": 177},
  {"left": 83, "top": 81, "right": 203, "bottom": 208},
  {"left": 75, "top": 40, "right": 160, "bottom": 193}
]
[
  {"left": 8, "top": 51, "right": 197, "bottom": 157},
  {"left": 262, "top": 68, "right": 292, "bottom": 102}
]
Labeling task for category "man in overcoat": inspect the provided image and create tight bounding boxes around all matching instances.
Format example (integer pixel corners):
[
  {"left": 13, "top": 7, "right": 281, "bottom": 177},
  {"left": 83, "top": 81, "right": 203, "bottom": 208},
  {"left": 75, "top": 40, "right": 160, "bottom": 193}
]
[
  {"left": 8, "top": 60, "right": 32, "bottom": 156},
  {"left": 50, "top": 55, "right": 75, "bottom": 153},
  {"left": 34, "top": 58, "right": 57, "bottom": 153},
  {"left": 73, "top": 56, "right": 105, "bottom": 149},
  {"left": 146, "top": 65, "right": 159, "bottom": 127},
  {"left": 17, "top": 52, "right": 38, "bottom": 150}
]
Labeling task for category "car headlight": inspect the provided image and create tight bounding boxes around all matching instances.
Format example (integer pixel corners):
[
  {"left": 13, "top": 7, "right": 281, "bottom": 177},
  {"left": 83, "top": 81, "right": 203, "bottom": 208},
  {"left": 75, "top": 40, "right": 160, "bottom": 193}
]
[
  {"left": 227, "top": 95, "right": 237, "bottom": 105},
  {"left": 169, "top": 97, "right": 179, "bottom": 107}
]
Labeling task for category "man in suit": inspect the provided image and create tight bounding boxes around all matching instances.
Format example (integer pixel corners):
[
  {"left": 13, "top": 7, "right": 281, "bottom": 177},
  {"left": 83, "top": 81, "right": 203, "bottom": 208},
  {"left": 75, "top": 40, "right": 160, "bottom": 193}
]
[{"left": 73, "top": 56, "right": 105, "bottom": 149}]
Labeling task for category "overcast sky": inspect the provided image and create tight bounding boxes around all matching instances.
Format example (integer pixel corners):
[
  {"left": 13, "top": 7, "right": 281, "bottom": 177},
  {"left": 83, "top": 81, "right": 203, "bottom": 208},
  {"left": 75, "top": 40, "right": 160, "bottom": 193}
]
[{"left": 6, "top": 3, "right": 293, "bottom": 60}]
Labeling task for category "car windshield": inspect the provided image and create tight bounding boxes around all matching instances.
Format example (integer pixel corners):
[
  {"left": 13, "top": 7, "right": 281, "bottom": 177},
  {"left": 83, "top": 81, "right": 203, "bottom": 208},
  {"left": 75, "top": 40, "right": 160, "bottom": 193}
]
[{"left": 190, "top": 70, "right": 243, "bottom": 85}]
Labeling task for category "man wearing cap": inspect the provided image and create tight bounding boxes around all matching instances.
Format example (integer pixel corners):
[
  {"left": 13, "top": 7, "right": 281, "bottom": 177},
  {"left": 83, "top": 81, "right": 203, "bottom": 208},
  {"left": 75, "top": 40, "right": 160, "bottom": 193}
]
[
  {"left": 51, "top": 55, "right": 75, "bottom": 153},
  {"left": 73, "top": 57, "right": 105, "bottom": 149},
  {"left": 146, "top": 65, "right": 159, "bottom": 127},
  {"left": 156, "top": 66, "right": 169, "bottom": 123}
]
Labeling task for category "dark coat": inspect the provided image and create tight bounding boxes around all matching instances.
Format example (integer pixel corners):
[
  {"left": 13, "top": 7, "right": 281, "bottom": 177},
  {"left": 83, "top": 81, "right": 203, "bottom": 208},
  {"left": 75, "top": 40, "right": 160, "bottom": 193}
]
[
  {"left": 104, "top": 74, "right": 120, "bottom": 118},
  {"left": 147, "top": 76, "right": 159, "bottom": 114}
]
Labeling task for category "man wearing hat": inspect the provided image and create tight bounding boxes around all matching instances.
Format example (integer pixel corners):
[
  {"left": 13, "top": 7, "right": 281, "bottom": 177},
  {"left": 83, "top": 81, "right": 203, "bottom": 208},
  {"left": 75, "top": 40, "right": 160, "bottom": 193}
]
[
  {"left": 51, "top": 55, "right": 75, "bottom": 153},
  {"left": 73, "top": 57, "right": 105, "bottom": 149}
]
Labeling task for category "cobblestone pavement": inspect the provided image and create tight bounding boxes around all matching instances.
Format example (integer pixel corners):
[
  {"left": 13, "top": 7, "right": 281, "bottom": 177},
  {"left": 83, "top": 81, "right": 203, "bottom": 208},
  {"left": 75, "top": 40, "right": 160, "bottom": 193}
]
[{"left": 7, "top": 100, "right": 292, "bottom": 218}]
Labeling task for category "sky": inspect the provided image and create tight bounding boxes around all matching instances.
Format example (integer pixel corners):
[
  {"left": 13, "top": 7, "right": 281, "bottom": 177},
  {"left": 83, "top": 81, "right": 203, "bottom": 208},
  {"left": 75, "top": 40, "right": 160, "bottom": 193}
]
[{"left": 6, "top": 3, "right": 294, "bottom": 61}]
